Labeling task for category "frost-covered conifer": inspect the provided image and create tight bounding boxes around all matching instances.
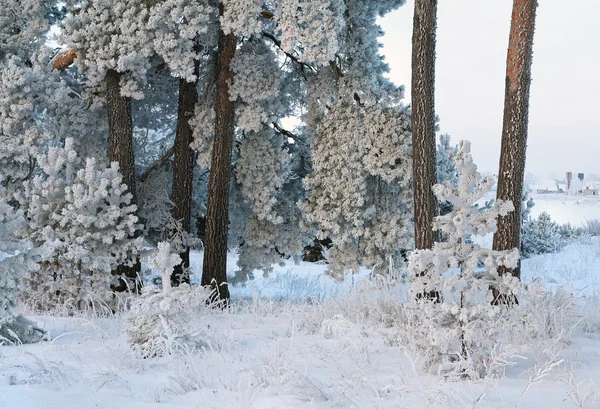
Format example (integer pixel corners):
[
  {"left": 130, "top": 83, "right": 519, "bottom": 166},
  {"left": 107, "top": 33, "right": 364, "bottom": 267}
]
[
  {"left": 63, "top": 0, "right": 155, "bottom": 99},
  {"left": 147, "top": 0, "right": 216, "bottom": 82},
  {"left": 277, "top": 0, "right": 346, "bottom": 66},
  {"left": 407, "top": 140, "right": 520, "bottom": 377},
  {"left": 0, "top": 0, "right": 49, "bottom": 62},
  {"left": 521, "top": 212, "right": 563, "bottom": 258},
  {"left": 0, "top": 187, "right": 45, "bottom": 344},
  {"left": 17, "top": 139, "right": 142, "bottom": 310},
  {"left": 437, "top": 134, "right": 458, "bottom": 216},
  {"left": 437, "top": 134, "right": 458, "bottom": 186},
  {"left": 221, "top": 0, "right": 264, "bottom": 38},
  {"left": 0, "top": 57, "right": 51, "bottom": 191},
  {"left": 303, "top": 102, "right": 413, "bottom": 278},
  {"left": 186, "top": 15, "right": 312, "bottom": 278},
  {"left": 299, "top": 0, "right": 412, "bottom": 277}
]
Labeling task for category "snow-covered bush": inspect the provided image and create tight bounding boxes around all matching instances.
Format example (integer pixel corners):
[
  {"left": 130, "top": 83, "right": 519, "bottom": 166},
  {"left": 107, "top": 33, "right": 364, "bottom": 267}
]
[
  {"left": 17, "top": 139, "right": 142, "bottom": 312},
  {"left": 406, "top": 140, "right": 521, "bottom": 378},
  {"left": 0, "top": 187, "right": 45, "bottom": 344},
  {"left": 582, "top": 219, "right": 600, "bottom": 237},
  {"left": 126, "top": 243, "right": 210, "bottom": 357},
  {"left": 521, "top": 212, "right": 580, "bottom": 258}
]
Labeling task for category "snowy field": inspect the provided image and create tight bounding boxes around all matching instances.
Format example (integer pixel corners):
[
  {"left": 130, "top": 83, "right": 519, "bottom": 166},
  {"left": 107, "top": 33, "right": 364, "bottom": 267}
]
[{"left": 1, "top": 194, "right": 599, "bottom": 409}]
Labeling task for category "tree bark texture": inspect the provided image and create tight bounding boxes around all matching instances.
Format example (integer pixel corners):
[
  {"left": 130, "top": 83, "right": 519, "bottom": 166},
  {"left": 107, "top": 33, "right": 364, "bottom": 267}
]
[
  {"left": 412, "top": 0, "right": 439, "bottom": 301},
  {"left": 170, "top": 57, "right": 201, "bottom": 287},
  {"left": 411, "top": 0, "right": 438, "bottom": 251},
  {"left": 493, "top": 0, "right": 538, "bottom": 283},
  {"left": 106, "top": 69, "right": 141, "bottom": 293},
  {"left": 201, "top": 9, "right": 236, "bottom": 305}
]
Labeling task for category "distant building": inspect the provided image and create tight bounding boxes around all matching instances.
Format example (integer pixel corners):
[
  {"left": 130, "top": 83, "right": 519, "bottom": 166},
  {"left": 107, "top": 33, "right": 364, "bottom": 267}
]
[
  {"left": 582, "top": 181, "right": 600, "bottom": 196},
  {"left": 532, "top": 180, "right": 560, "bottom": 194}
]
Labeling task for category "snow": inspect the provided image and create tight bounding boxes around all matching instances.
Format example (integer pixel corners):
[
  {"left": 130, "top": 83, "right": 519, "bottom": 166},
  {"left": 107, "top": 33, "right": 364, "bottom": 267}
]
[
  {"left": 529, "top": 193, "right": 600, "bottom": 226},
  {"left": 1, "top": 194, "right": 599, "bottom": 409}
]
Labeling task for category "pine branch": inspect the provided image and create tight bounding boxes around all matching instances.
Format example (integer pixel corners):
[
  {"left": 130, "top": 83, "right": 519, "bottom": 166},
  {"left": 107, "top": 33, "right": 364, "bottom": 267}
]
[{"left": 139, "top": 146, "right": 174, "bottom": 182}]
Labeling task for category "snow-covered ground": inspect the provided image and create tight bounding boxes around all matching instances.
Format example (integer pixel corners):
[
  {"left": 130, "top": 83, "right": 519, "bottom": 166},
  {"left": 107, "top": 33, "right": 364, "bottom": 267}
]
[
  {"left": 529, "top": 193, "right": 600, "bottom": 227},
  {"left": 1, "top": 194, "right": 599, "bottom": 409}
]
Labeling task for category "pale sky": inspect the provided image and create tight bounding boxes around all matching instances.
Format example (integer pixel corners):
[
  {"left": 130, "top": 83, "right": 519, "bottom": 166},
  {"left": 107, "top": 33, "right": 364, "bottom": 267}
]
[{"left": 379, "top": 0, "right": 600, "bottom": 180}]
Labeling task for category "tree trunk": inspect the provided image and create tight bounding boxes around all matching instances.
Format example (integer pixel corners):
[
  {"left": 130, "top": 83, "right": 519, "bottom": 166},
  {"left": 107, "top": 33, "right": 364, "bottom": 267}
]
[
  {"left": 106, "top": 69, "right": 141, "bottom": 293},
  {"left": 170, "top": 57, "right": 201, "bottom": 287},
  {"left": 492, "top": 0, "right": 538, "bottom": 289},
  {"left": 201, "top": 7, "right": 236, "bottom": 305},
  {"left": 412, "top": 0, "right": 439, "bottom": 301}
]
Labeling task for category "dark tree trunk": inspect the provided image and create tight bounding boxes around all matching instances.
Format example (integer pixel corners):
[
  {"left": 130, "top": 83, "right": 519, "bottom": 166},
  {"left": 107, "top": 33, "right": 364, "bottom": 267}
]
[
  {"left": 492, "top": 0, "right": 537, "bottom": 292},
  {"left": 106, "top": 69, "right": 141, "bottom": 293},
  {"left": 170, "top": 56, "right": 201, "bottom": 287},
  {"left": 201, "top": 7, "right": 236, "bottom": 305},
  {"left": 412, "top": 0, "right": 439, "bottom": 301}
]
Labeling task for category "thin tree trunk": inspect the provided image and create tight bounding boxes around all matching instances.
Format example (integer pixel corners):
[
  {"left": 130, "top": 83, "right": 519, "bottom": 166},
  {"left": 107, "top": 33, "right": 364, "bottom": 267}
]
[
  {"left": 412, "top": 0, "right": 439, "bottom": 301},
  {"left": 492, "top": 0, "right": 538, "bottom": 298},
  {"left": 170, "top": 56, "right": 201, "bottom": 287},
  {"left": 201, "top": 6, "right": 236, "bottom": 305},
  {"left": 106, "top": 68, "right": 141, "bottom": 293}
]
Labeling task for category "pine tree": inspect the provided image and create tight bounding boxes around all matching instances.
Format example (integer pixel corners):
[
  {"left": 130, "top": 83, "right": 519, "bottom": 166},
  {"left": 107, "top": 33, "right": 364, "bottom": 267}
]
[
  {"left": 298, "top": 0, "right": 413, "bottom": 277},
  {"left": 408, "top": 141, "right": 520, "bottom": 376},
  {"left": 146, "top": 0, "right": 218, "bottom": 286},
  {"left": 64, "top": 0, "right": 157, "bottom": 291},
  {"left": 201, "top": 3, "right": 236, "bottom": 304},
  {"left": 17, "top": 139, "right": 142, "bottom": 310},
  {"left": 492, "top": 0, "right": 538, "bottom": 283}
]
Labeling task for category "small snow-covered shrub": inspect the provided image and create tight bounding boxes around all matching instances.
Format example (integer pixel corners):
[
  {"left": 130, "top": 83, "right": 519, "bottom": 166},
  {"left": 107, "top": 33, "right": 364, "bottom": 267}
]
[
  {"left": 582, "top": 219, "right": 600, "bottom": 237},
  {"left": 17, "top": 139, "right": 142, "bottom": 312},
  {"left": 581, "top": 290, "right": 600, "bottom": 334},
  {"left": 407, "top": 140, "right": 521, "bottom": 378},
  {"left": 515, "top": 281, "right": 580, "bottom": 344},
  {"left": 126, "top": 243, "right": 210, "bottom": 357},
  {"left": 521, "top": 212, "right": 580, "bottom": 258}
]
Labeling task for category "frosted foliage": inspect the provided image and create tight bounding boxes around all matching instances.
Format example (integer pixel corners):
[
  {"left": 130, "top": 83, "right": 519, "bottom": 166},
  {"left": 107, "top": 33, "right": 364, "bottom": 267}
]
[
  {"left": 0, "top": 187, "right": 44, "bottom": 344},
  {"left": 220, "top": 0, "right": 263, "bottom": 37},
  {"left": 17, "top": 139, "right": 142, "bottom": 309},
  {"left": 1, "top": 52, "right": 108, "bottom": 193},
  {"left": 236, "top": 210, "right": 309, "bottom": 280},
  {"left": 0, "top": 57, "right": 51, "bottom": 189},
  {"left": 277, "top": 0, "right": 345, "bottom": 66},
  {"left": 236, "top": 131, "right": 289, "bottom": 223},
  {"left": 64, "top": 0, "right": 154, "bottom": 98},
  {"left": 306, "top": 69, "right": 338, "bottom": 132},
  {"left": 148, "top": 242, "right": 182, "bottom": 291},
  {"left": 333, "top": 0, "right": 405, "bottom": 105},
  {"left": 407, "top": 141, "right": 521, "bottom": 377},
  {"left": 126, "top": 284, "right": 211, "bottom": 357},
  {"left": 521, "top": 212, "right": 563, "bottom": 258},
  {"left": 230, "top": 41, "right": 282, "bottom": 132},
  {"left": 303, "top": 102, "right": 412, "bottom": 278},
  {"left": 437, "top": 134, "right": 457, "bottom": 185},
  {"left": 189, "top": 102, "right": 215, "bottom": 168},
  {"left": 148, "top": 0, "right": 216, "bottom": 81},
  {"left": 230, "top": 41, "right": 281, "bottom": 103},
  {"left": 236, "top": 103, "right": 269, "bottom": 133},
  {"left": 236, "top": 216, "right": 281, "bottom": 278},
  {"left": 0, "top": 0, "right": 47, "bottom": 61}
]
